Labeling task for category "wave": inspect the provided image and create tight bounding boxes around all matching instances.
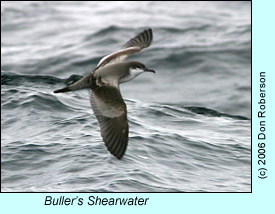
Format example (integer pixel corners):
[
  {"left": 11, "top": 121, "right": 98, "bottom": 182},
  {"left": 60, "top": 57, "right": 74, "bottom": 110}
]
[
  {"left": 1, "top": 71, "right": 249, "bottom": 121},
  {"left": 85, "top": 23, "right": 250, "bottom": 37},
  {"left": 185, "top": 106, "right": 249, "bottom": 120},
  {"left": 1, "top": 70, "right": 82, "bottom": 86}
]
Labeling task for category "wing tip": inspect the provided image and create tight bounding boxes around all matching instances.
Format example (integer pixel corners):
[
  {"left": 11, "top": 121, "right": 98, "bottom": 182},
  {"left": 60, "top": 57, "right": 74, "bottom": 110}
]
[
  {"left": 107, "top": 147, "right": 126, "bottom": 160},
  {"left": 116, "top": 154, "right": 124, "bottom": 160},
  {"left": 108, "top": 140, "right": 128, "bottom": 160},
  {"left": 104, "top": 133, "right": 128, "bottom": 160},
  {"left": 145, "top": 28, "right": 153, "bottom": 34},
  {"left": 123, "top": 28, "right": 153, "bottom": 49}
]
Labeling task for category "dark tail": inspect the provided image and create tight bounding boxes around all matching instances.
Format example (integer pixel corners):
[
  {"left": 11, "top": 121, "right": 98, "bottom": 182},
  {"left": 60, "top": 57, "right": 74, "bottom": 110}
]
[
  {"left": 53, "top": 87, "right": 72, "bottom": 93},
  {"left": 53, "top": 75, "right": 90, "bottom": 94}
]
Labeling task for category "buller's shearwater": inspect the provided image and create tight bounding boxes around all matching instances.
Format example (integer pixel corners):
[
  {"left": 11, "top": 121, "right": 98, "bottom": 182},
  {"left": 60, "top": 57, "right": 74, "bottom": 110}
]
[{"left": 54, "top": 29, "right": 155, "bottom": 159}]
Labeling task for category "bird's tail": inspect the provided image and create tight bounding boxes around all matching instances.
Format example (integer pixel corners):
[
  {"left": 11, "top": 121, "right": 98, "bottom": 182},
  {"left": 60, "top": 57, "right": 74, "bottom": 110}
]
[
  {"left": 53, "top": 75, "right": 90, "bottom": 94},
  {"left": 54, "top": 87, "right": 72, "bottom": 93}
]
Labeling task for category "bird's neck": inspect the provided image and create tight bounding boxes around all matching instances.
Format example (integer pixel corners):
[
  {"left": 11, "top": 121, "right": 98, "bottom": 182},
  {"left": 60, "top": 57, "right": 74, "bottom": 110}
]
[{"left": 120, "top": 68, "right": 143, "bottom": 84}]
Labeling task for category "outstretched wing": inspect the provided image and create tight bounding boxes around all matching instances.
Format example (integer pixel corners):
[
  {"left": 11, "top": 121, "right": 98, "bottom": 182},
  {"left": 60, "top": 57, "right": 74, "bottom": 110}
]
[
  {"left": 96, "top": 28, "right": 153, "bottom": 69},
  {"left": 89, "top": 85, "right": 128, "bottom": 159}
]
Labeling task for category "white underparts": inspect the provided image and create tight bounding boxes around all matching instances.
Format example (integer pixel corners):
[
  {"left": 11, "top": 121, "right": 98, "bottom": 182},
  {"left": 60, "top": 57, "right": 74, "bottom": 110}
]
[{"left": 120, "top": 68, "right": 144, "bottom": 83}]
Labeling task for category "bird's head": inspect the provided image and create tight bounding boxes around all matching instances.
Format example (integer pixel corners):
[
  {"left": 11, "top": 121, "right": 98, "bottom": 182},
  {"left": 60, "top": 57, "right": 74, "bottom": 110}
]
[{"left": 128, "top": 61, "right": 155, "bottom": 77}]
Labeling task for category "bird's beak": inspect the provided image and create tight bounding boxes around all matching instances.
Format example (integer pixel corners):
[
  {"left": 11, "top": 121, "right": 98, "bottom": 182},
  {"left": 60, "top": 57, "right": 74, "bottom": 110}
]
[{"left": 145, "top": 68, "right": 155, "bottom": 73}]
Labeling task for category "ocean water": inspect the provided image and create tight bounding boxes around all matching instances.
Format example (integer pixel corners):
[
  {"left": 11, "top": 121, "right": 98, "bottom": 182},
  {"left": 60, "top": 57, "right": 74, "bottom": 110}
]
[{"left": 1, "top": 1, "right": 251, "bottom": 192}]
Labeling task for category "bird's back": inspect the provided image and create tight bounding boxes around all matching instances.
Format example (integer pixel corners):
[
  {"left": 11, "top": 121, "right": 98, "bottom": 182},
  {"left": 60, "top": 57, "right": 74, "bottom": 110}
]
[{"left": 93, "top": 62, "right": 130, "bottom": 87}]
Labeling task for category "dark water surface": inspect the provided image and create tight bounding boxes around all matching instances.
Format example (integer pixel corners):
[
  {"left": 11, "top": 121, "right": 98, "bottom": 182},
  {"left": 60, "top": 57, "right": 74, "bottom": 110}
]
[{"left": 1, "top": 1, "right": 251, "bottom": 192}]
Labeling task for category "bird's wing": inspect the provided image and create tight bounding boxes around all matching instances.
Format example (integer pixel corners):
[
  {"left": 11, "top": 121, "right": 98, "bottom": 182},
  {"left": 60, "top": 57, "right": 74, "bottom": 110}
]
[
  {"left": 89, "top": 85, "right": 128, "bottom": 159},
  {"left": 95, "top": 28, "right": 153, "bottom": 70}
]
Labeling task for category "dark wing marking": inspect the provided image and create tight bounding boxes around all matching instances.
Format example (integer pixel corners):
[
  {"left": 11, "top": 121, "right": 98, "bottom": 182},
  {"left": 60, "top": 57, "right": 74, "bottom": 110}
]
[
  {"left": 96, "top": 28, "right": 153, "bottom": 70},
  {"left": 123, "top": 28, "right": 153, "bottom": 49},
  {"left": 89, "top": 86, "right": 128, "bottom": 159}
]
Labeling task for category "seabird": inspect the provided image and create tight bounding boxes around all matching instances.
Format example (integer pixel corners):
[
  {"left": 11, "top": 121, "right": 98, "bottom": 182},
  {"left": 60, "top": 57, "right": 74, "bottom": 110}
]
[{"left": 54, "top": 28, "right": 155, "bottom": 159}]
